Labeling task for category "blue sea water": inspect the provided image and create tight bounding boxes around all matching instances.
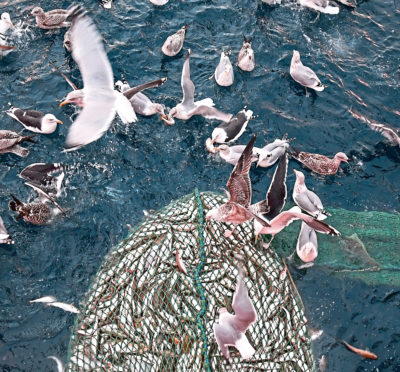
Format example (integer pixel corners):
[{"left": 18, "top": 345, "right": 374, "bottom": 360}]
[{"left": 0, "top": 0, "right": 399, "bottom": 370}]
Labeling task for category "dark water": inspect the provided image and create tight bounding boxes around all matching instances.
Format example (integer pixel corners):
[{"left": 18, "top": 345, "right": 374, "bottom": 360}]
[{"left": 0, "top": 0, "right": 399, "bottom": 370}]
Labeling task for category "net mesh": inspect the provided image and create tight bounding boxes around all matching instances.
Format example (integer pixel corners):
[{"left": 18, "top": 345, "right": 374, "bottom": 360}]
[{"left": 66, "top": 190, "right": 313, "bottom": 371}]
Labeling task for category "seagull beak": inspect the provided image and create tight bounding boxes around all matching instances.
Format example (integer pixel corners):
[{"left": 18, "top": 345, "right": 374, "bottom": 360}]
[
  {"left": 59, "top": 101, "right": 68, "bottom": 107},
  {"left": 214, "top": 147, "right": 220, "bottom": 152},
  {"left": 254, "top": 233, "right": 259, "bottom": 243},
  {"left": 56, "top": 120, "right": 63, "bottom": 125},
  {"left": 161, "top": 114, "right": 174, "bottom": 126},
  {"left": 7, "top": 20, "right": 14, "bottom": 28}
]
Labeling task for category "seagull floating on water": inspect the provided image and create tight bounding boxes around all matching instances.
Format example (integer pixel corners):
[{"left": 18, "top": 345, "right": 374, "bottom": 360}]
[
  {"left": 31, "top": 7, "right": 70, "bottom": 29},
  {"left": 150, "top": 0, "right": 169, "bottom": 5},
  {"left": 237, "top": 36, "right": 255, "bottom": 72},
  {"left": 0, "top": 130, "right": 35, "bottom": 157},
  {"left": 296, "top": 221, "right": 318, "bottom": 263},
  {"left": 299, "top": 0, "right": 339, "bottom": 14},
  {"left": 290, "top": 50, "right": 326, "bottom": 95},
  {"left": 9, "top": 183, "right": 66, "bottom": 225},
  {"left": 6, "top": 106, "right": 62, "bottom": 134},
  {"left": 215, "top": 51, "right": 234, "bottom": 87},
  {"left": 217, "top": 144, "right": 260, "bottom": 166},
  {"left": 161, "top": 49, "right": 233, "bottom": 125},
  {"left": 206, "top": 107, "right": 253, "bottom": 153},
  {"left": 293, "top": 169, "right": 330, "bottom": 220},
  {"left": 256, "top": 134, "right": 291, "bottom": 168},
  {"left": 213, "top": 263, "right": 257, "bottom": 364},
  {"left": 291, "top": 148, "right": 348, "bottom": 175},
  {"left": 161, "top": 25, "right": 188, "bottom": 57}
]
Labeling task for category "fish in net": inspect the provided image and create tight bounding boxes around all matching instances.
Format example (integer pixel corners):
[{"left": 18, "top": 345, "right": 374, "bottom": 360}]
[{"left": 67, "top": 190, "right": 314, "bottom": 371}]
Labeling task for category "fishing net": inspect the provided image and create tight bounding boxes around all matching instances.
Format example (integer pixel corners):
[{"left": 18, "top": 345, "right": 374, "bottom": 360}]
[
  {"left": 272, "top": 206, "right": 400, "bottom": 287},
  {"left": 67, "top": 190, "right": 313, "bottom": 371}
]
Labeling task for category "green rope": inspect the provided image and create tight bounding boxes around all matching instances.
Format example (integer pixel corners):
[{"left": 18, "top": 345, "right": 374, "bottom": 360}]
[{"left": 194, "top": 188, "right": 211, "bottom": 372}]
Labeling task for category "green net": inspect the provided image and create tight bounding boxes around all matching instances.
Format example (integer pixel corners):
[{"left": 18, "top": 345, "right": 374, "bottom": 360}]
[
  {"left": 273, "top": 206, "right": 400, "bottom": 287},
  {"left": 67, "top": 190, "right": 313, "bottom": 371}
]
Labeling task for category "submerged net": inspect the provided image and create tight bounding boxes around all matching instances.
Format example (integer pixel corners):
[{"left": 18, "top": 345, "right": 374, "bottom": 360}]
[{"left": 67, "top": 190, "right": 313, "bottom": 371}]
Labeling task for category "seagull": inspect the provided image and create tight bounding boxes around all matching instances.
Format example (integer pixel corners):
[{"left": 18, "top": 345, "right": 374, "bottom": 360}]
[
  {"left": 58, "top": 68, "right": 165, "bottom": 124},
  {"left": 114, "top": 76, "right": 167, "bottom": 117},
  {"left": 216, "top": 144, "right": 261, "bottom": 166},
  {"left": 254, "top": 206, "right": 340, "bottom": 246},
  {"left": 0, "top": 130, "right": 35, "bottom": 157},
  {"left": 0, "top": 216, "right": 13, "bottom": 244},
  {"left": 6, "top": 106, "right": 62, "bottom": 134},
  {"left": 293, "top": 169, "right": 330, "bottom": 220},
  {"left": 290, "top": 50, "right": 326, "bottom": 95},
  {"left": 250, "top": 151, "right": 289, "bottom": 221},
  {"left": 213, "top": 263, "right": 257, "bottom": 364},
  {"left": 0, "top": 12, "right": 14, "bottom": 35},
  {"left": 100, "top": 0, "right": 113, "bottom": 9},
  {"left": 9, "top": 183, "right": 66, "bottom": 225},
  {"left": 61, "top": 5, "right": 132, "bottom": 150},
  {"left": 291, "top": 149, "right": 348, "bottom": 175},
  {"left": 161, "top": 25, "right": 188, "bottom": 57},
  {"left": 237, "top": 36, "right": 255, "bottom": 72},
  {"left": 0, "top": 13, "right": 15, "bottom": 56},
  {"left": 299, "top": 0, "right": 340, "bottom": 14},
  {"left": 215, "top": 51, "right": 234, "bottom": 87},
  {"left": 255, "top": 134, "right": 291, "bottom": 168},
  {"left": 31, "top": 7, "right": 70, "bottom": 29},
  {"left": 206, "top": 135, "right": 270, "bottom": 236},
  {"left": 19, "top": 163, "right": 65, "bottom": 197},
  {"left": 205, "top": 107, "right": 254, "bottom": 153},
  {"left": 296, "top": 221, "right": 318, "bottom": 263},
  {"left": 161, "top": 49, "right": 233, "bottom": 125},
  {"left": 349, "top": 109, "right": 400, "bottom": 147}
]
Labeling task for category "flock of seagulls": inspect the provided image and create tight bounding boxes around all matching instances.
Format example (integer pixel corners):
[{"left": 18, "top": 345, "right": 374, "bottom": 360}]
[{"left": 0, "top": 0, "right": 398, "bottom": 369}]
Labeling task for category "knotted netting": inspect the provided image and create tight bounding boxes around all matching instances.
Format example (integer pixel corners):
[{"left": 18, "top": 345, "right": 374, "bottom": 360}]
[{"left": 67, "top": 190, "right": 314, "bottom": 371}]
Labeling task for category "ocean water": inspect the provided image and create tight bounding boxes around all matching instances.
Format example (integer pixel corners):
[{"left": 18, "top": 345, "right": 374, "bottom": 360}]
[{"left": 0, "top": 0, "right": 399, "bottom": 370}]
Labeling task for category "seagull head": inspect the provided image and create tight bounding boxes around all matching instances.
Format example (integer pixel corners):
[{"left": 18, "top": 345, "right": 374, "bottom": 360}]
[
  {"left": 206, "top": 204, "right": 233, "bottom": 222},
  {"left": 256, "top": 150, "right": 272, "bottom": 167},
  {"left": 297, "top": 242, "right": 318, "bottom": 263},
  {"left": 43, "top": 114, "right": 63, "bottom": 131},
  {"left": 291, "top": 50, "right": 301, "bottom": 65},
  {"left": 1, "top": 13, "right": 14, "bottom": 28},
  {"left": 334, "top": 152, "right": 349, "bottom": 163},
  {"left": 31, "top": 7, "right": 44, "bottom": 16},
  {"left": 59, "top": 90, "right": 85, "bottom": 108},
  {"left": 293, "top": 169, "right": 305, "bottom": 183}
]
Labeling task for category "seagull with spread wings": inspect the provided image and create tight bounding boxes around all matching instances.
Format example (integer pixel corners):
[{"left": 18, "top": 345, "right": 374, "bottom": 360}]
[
  {"left": 206, "top": 135, "right": 270, "bottom": 236},
  {"left": 161, "top": 49, "right": 233, "bottom": 125},
  {"left": 213, "top": 262, "right": 257, "bottom": 364}
]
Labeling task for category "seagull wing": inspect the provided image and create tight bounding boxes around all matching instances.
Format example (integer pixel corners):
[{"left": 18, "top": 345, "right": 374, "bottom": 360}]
[
  {"left": 65, "top": 7, "right": 116, "bottom": 150},
  {"left": 232, "top": 273, "right": 257, "bottom": 332},
  {"left": 264, "top": 152, "right": 288, "bottom": 219},
  {"left": 123, "top": 78, "right": 167, "bottom": 101},
  {"left": 292, "top": 65, "right": 321, "bottom": 88},
  {"left": 227, "top": 135, "right": 256, "bottom": 207},
  {"left": 192, "top": 105, "right": 233, "bottom": 122},
  {"left": 181, "top": 50, "right": 195, "bottom": 106}
]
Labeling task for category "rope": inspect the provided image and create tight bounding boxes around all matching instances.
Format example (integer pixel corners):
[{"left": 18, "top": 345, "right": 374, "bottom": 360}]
[{"left": 194, "top": 188, "right": 211, "bottom": 372}]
